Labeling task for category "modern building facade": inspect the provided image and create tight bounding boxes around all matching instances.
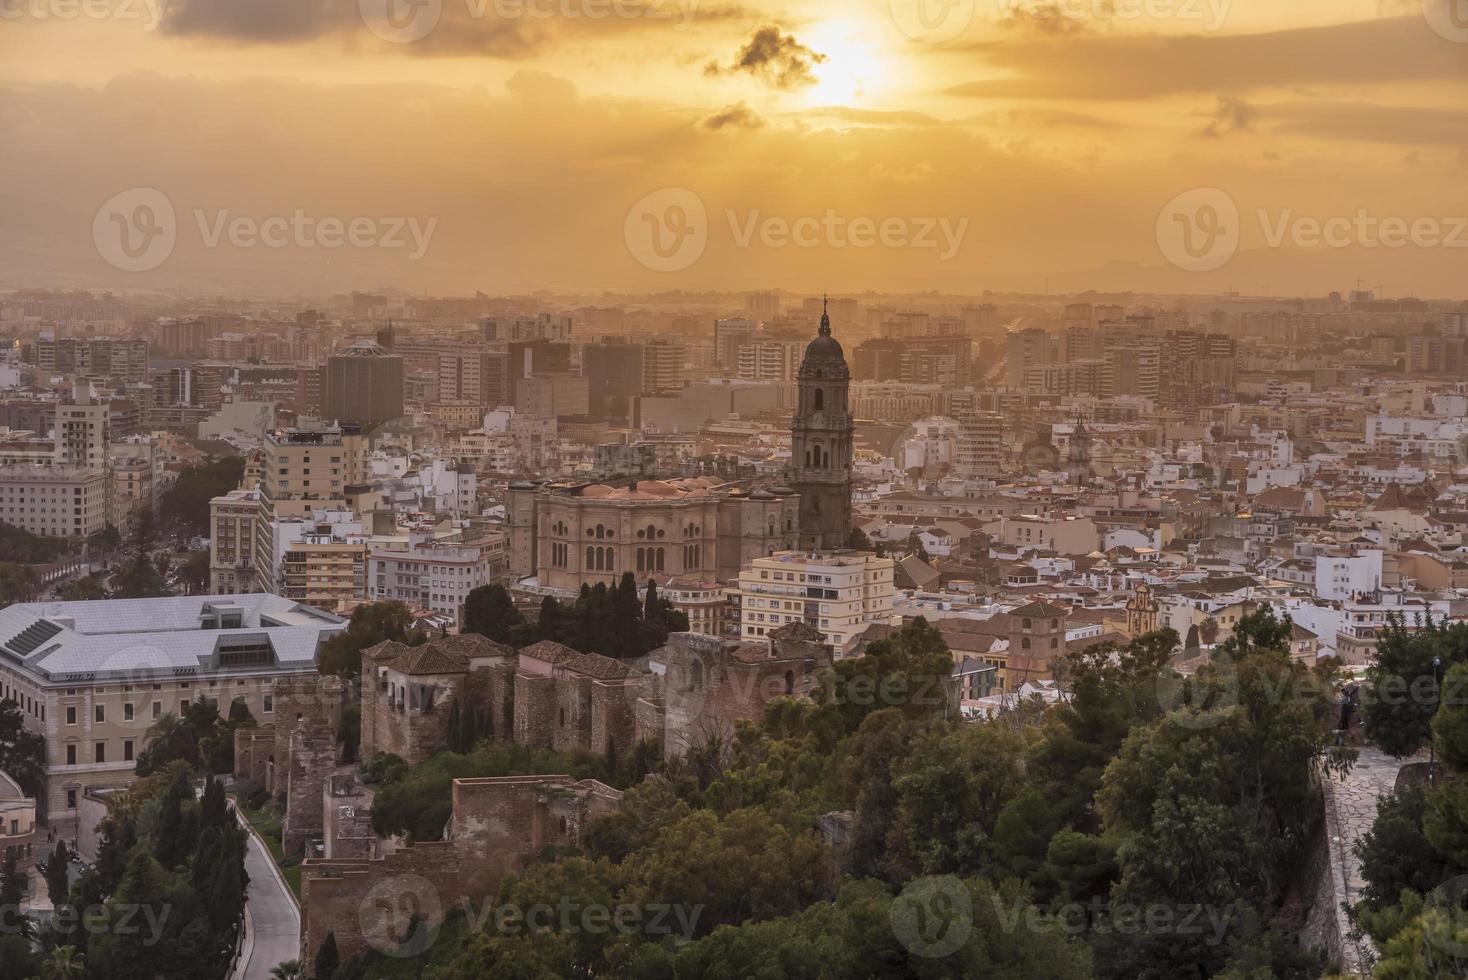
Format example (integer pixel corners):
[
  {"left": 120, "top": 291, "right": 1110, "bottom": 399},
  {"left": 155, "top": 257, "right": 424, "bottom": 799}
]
[
  {"left": 324, "top": 341, "right": 404, "bottom": 430},
  {"left": 0, "top": 594, "right": 344, "bottom": 836}
]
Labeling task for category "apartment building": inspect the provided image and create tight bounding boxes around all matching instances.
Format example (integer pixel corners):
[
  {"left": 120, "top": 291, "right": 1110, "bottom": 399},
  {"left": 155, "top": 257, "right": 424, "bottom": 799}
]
[
  {"left": 734, "top": 550, "right": 897, "bottom": 655},
  {"left": 0, "top": 465, "right": 109, "bottom": 538},
  {"left": 368, "top": 532, "right": 510, "bottom": 623},
  {"left": 0, "top": 594, "right": 345, "bottom": 836}
]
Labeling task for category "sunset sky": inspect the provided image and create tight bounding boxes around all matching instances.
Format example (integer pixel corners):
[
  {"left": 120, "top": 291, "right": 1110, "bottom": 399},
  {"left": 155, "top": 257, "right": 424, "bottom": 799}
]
[{"left": 2, "top": 0, "right": 1466, "bottom": 298}]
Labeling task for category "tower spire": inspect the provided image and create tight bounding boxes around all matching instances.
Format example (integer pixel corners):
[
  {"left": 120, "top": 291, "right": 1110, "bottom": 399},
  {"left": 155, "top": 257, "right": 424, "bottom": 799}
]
[{"left": 819, "top": 293, "right": 831, "bottom": 336}]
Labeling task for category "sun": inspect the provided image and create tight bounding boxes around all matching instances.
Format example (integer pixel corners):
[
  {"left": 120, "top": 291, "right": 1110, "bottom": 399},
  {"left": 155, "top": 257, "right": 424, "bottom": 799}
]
[{"left": 802, "top": 24, "right": 890, "bottom": 107}]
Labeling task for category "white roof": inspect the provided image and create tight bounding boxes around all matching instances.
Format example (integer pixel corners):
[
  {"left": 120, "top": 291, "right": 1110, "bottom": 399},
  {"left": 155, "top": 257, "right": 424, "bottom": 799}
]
[{"left": 0, "top": 594, "right": 345, "bottom": 685}]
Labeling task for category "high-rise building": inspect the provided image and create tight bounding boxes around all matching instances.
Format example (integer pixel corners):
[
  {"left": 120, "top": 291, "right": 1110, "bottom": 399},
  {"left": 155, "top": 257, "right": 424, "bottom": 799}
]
[
  {"left": 642, "top": 339, "right": 686, "bottom": 394},
  {"left": 853, "top": 339, "right": 904, "bottom": 382},
  {"left": 584, "top": 341, "right": 644, "bottom": 418},
  {"left": 1006, "top": 328, "right": 1053, "bottom": 389},
  {"left": 713, "top": 318, "right": 757, "bottom": 372},
  {"left": 324, "top": 341, "right": 404, "bottom": 430},
  {"left": 789, "top": 301, "right": 854, "bottom": 551}
]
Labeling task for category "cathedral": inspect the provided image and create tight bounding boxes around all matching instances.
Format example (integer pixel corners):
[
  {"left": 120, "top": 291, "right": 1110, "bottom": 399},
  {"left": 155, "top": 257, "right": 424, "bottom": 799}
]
[{"left": 790, "top": 300, "right": 855, "bottom": 551}]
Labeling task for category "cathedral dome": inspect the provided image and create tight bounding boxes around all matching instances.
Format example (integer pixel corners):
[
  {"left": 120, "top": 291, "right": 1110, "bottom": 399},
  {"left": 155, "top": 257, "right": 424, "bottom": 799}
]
[{"left": 799, "top": 300, "right": 849, "bottom": 375}]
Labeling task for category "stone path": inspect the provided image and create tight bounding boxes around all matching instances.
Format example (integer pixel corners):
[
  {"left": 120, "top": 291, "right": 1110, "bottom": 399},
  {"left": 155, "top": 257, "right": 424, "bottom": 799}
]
[{"left": 1320, "top": 747, "right": 1416, "bottom": 976}]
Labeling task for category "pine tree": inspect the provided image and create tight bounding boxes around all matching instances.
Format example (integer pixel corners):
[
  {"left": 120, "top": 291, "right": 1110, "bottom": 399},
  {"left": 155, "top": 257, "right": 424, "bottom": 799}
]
[
  {"left": 445, "top": 699, "right": 462, "bottom": 754},
  {"left": 45, "top": 840, "right": 70, "bottom": 908}
]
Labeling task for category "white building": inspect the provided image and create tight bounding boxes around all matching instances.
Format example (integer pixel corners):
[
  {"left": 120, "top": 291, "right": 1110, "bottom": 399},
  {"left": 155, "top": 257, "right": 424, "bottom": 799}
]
[
  {"left": 0, "top": 465, "right": 110, "bottom": 538},
  {"left": 733, "top": 550, "right": 897, "bottom": 655},
  {"left": 1315, "top": 549, "right": 1384, "bottom": 602},
  {"left": 368, "top": 532, "right": 509, "bottom": 623},
  {"left": 0, "top": 594, "right": 344, "bottom": 836}
]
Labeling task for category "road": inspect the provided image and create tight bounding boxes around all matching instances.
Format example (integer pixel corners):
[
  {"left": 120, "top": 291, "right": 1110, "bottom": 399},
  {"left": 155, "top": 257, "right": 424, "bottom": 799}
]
[{"left": 234, "top": 809, "right": 301, "bottom": 980}]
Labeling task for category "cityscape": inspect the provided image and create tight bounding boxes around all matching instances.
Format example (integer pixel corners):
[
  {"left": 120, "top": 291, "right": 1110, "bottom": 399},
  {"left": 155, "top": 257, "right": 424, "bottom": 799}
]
[{"left": 2, "top": 2, "right": 1468, "bottom": 980}]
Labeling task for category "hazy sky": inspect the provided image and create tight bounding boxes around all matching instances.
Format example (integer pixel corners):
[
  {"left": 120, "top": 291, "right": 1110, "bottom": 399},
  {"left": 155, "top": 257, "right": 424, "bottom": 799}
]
[{"left": 2, "top": 0, "right": 1466, "bottom": 299}]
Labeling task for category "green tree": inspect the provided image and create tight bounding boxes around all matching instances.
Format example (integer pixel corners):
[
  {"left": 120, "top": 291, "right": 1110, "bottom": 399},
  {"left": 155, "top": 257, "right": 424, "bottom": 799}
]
[
  {"left": 159, "top": 456, "right": 245, "bottom": 539},
  {"left": 461, "top": 584, "right": 523, "bottom": 644},
  {"left": 176, "top": 550, "right": 211, "bottom": 595},
  {"left": 85, "top": 524, "right": 122, "bottom": 568},
  {"left": 108, "top": 553, "right": 173, "bottom": 599},
  {"left": 268, "top": 959, "right": 303, "bottom": 980},
  {"left": 45, "top": 840, "right": 71, "bottom": 908},
  {"left": 1365, "top": 616, "right": 1468, "bottom": 758},
  {"left": 40, "top": 945, "right": 86, "bottom": 980},
  {"left": 0, "top": 697, "right": 47, "bottom": 795},
  {"left": 317, "top": 601, "right": 415, "bottom": 677}
]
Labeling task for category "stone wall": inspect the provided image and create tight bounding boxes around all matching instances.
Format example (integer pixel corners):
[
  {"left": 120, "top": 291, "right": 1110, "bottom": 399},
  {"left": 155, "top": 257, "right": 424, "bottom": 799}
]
[
  {"left": 273, "top": 674, "right": 348, "bottom": 795},
  {"left": 282, "top": 723, "right": 339, "bottom": 856},
  {"left": 300, "top": 842, "right": 461, "bottom": 962},
  {"left": 233, "top": 725, "right": 275, "bottom": 790},
  {"left": 299, "top": 774, "right": 623, "bottom": 963}
]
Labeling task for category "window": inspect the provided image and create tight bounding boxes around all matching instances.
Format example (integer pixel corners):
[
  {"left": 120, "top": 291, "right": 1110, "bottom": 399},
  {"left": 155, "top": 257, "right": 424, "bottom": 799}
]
[
  {"left": 94, "top": 704, "right": 105, "bottom": 723},
  {"left": 264, "top": 694, "right": 273, "bottom": 713},
  {"left": 66, "top": 790, "right": 77, "bottom": 810},
  {"left": 95, "top": 743, "right": 106, "bottom": 764},
  {"left": 123, "top": 740, "right": 134, "bottom": 762},
  {"left": 66, "top": 745, "right": 76, "bottom": 765},
  {"left": 152, "top": 701, "right": 161, "bottom": 719},
  {"left": 65, "top": 706, "right": 76, "bottom": 725},
  {"left": 124, "top": 703, "right": 134, "bottom": 722}
]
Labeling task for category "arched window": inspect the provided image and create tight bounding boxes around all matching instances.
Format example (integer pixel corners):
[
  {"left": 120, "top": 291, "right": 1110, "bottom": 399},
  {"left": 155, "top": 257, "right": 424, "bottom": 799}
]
[
  {"left": 1021, "top": 638, "right": 1031, "bottom": 650},
  {"left": 586, "top": 545, "right": 595, "bottom": 568},
  {"left": 813, "top": 388, "right": 824, "bottom": 411},
  {"left": 688, "top": 660, "right": 704, "bottom": 691},
  {"left": 656, "top": 548, "right": 665, "bottom": 571},
  {"left": 637, "top": 548, "right": 645, "bottom": 572},
  {"left": 784, "top": 670, "right": 795, "bottom": 695}
]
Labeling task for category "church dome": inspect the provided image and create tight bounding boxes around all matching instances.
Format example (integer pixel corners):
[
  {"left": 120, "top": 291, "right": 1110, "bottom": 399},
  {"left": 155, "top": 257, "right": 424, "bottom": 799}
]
[{"left": 799, "top": 300, "right": 849, "bottom": 374}]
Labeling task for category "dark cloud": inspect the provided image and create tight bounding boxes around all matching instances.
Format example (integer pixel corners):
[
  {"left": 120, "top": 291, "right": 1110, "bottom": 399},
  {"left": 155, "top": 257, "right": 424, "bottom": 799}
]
[
  {"left": 705, "top": 26, "right": 825, "bottom": 89},
  {"left": 159, "top": 0, "right": 751, "bottom": 58},
  {"left": 703, "top": 101, "right": 764, "bottom": 130},
  {"left": 159, "top": 0, "right": 355, "bottom": 41},
  {"left": 947, "top": 16, "right": 1468, "bottom": 100},
  {"left": 1199, "top": 95, "right": 1257, "bottom": 138}
]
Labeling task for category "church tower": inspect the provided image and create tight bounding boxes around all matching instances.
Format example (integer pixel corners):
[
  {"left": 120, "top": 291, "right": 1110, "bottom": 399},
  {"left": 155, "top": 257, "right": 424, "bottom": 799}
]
[
  {"left": 790, "top": 299, "right": 854, "bottom": 551},
  {"left": 1068, "top": 418, "right": 1093, "bottom": 488}
]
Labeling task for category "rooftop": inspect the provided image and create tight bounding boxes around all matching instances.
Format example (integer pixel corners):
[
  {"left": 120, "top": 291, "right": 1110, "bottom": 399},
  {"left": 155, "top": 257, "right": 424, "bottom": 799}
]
[{"left": 0, "top": 594, "right": 345, "bottom": 685}]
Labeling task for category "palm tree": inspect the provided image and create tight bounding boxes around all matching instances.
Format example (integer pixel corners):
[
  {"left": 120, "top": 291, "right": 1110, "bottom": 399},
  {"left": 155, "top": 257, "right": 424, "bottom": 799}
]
[
  {"left": 40, "top": 945, "right": 86, "bottom": 980},
  {"left": 269, "top": 959, "right": 304, "bottom": 980},
  {"left": 1200, "top": 616, "right": 1221, "bottom": 647}
]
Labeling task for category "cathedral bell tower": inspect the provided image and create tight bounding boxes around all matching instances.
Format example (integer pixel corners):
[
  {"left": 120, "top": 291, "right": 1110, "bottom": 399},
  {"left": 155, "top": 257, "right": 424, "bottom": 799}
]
[{"left": 790, "top": 298, "right": 854, "bottom": 551}]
